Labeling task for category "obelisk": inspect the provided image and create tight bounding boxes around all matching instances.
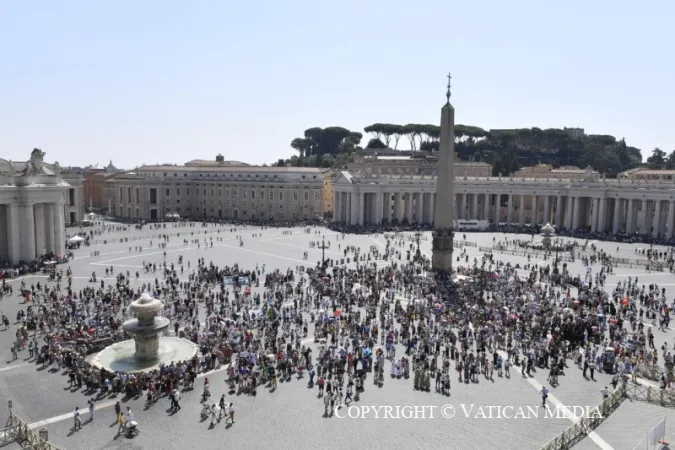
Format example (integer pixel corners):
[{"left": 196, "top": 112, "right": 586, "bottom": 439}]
[{"left": 431, "top": 73, "right": 456, "bottom": 274}]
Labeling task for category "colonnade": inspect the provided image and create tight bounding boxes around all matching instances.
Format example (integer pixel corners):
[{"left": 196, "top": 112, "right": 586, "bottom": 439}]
[
  {"left": 333, "top": 189, "right": 675, "bottom": 238},
  {"left": 1, "top": 201, "right": 65, "bottom": 262}
]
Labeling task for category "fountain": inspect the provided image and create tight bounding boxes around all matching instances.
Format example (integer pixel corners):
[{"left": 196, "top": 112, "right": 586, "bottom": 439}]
[
  {"left": 86, "top": 292, "right": 198, "bottom": 373},
  {"left": 540, "top": 223, "right": 556, "bottom": 249}
]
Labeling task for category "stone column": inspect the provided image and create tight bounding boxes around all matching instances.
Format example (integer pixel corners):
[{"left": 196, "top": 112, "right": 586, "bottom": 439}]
[
  {"left": 20, "top": 203, "right": 36, "bottom": 261},
  {"left": 543, "top": 195, "right": 550, "bottom": 224},
  {"left": 531, "top": 195, "right": 538, "bottom": 227},
  {"left": 6, "top": 205, "right": 20, "bottom": 262},
  {"left": 460, "top": 194, "right": 467, "bottom": 220},
  {"left": 612, "top": 198, "right": 621, "bottom": 234},
  {"left": 44, "top": 204, "right": 55, "bottom": 253},
  {"left": 357, "top": 192, "right": 364, "bottom": 225},
  {"left": 394, "top": 193, "right": 402, "bottom": 222},
  {"left": 483, "top": 193, "right": 490, "bottom": 221},
  {"left": 349, "top": 193, "right": 357, "bottom": 225},
  {"left": 374, "top": 192, "right": 383, "bottom": 224},
  {"left": 383, "top": 192, "right": 391, "bottom": 223},
  {"left": 507, "top": 194, "right": 513, "bottom": 225},
  {"left": 494, "top": 195, "right": 501, "bottom": 224},
  {"left": 590, "top": 198, "right": 599, "bottom": 232},
  {"left": 34, "top": 204, "right": 46, "bottom": 257},
  {"left": 555, "top": 195, "right": 563, "bottom": 227},
  {"left": 653, "top": 200, "right": 662, "bottom": 237},
  {"left": 626, "top": 199, "right": 634, "bottom": 234},
  {"left": 639, "top": 199, "right": 648, "bottom": 234},
  {"left": 519, "top": 194, "right": 525, "bottom": 226},
  {"left": 667, "top": 201, "right": 675, "bottom": 239},
  {"left": 429, "top": 194, "right": 435, "bottom": 225},
  {"left": 471, "top": 194, "right": 478, "bottom": 220},
  {"left": 565, "top": 196, "right": 573, "bottom": 229},
  {"left": 572, "top": 197, "right": 580, "bottom": 230},
  {"left": 54, "top": 201, "right": 65, "bottom": 256},
  {"left": 416, "top": 193, "right": 424, "bottom": 224},
  {"left": 405, "top": 192, "right": 413, "bottom": 223},
  {"left": 598, "top": 197, "right": 607, "bottom": 233}
]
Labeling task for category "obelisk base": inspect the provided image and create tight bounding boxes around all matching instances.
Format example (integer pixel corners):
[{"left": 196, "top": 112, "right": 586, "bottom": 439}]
[{"left": 431, "top": 228, "right": 454, "bottom": 274}]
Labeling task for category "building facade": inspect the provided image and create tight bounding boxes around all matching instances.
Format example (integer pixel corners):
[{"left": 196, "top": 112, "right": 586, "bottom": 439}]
[
  {"left": 347, "top": 153, "right": 492, "bottom": 178},
  {"left": 108, "top": 157, "right": 326, "bottom": 221},
  {"left": 60, "top": 173, "right": 85, "bottom": 224},
  {"left": 334, "top": 167, "right": 675, "bottom": 238},
  {"left": 0, "top": 150, "right": 84, "bottom": 263},
  {"left": 619, "top": 168, "right": 675, "bottom": 182},
  {"left": 513, "top": 164, "right": 598, "bottom": 180}
]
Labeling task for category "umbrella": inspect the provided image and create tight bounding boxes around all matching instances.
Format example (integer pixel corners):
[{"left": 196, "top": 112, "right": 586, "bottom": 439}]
[{"left": 68, "top": 236, "right": 84, "bottom": 243}]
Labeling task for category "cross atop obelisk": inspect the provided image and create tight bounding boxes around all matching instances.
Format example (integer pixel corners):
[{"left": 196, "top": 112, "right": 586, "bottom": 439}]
[
  {"left": 446, "top": 73, "right": 451, "bottom": 104},
  {"left": 432, "top": 74, "right": 456, "bottom": 274}
]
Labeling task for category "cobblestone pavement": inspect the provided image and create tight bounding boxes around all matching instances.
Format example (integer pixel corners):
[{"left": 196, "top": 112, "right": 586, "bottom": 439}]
[{"left": 1, "top": 224, "right": 675, "bottom": 449}]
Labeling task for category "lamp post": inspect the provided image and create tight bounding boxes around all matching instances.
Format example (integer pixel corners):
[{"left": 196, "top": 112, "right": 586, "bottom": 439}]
[{"left": 318, "top": 236, "right": 328, "bottom": 273}]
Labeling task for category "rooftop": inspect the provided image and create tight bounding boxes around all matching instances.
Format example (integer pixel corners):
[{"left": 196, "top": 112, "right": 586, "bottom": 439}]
[{"left": 138, "top": 165, "right": 324, "bottom": 173}]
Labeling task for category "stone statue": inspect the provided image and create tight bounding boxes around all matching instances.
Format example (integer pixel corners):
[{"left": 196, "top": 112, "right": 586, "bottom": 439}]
[
  {"left": 53, "top": 161, "right": 61, "bottom": 176},
  {"left": 24, "top": 148, "right": 46, "bottom": 176},
  {"left": 8, "top": 160, "right": 15, "bottom": 174}
]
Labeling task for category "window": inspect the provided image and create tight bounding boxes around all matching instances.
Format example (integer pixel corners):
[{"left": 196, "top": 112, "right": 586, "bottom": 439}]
[
  {"left": 165, "top": 188, "right": 170, "bottom": 196},
  {"left": 119, "top": 187, "right": 123, "bottom": 200},
  {"left": 243, "top": 191, "right": 247, "bottom": 200},
  {"left": 293, "top": 191, "right": 298, "bottom": 201},
  {"left": 251, "top": 190, "right": 255, "bottom": 200},
  {"left": 269, "top": 191, "right": 273, "bottom": 200},
  {"left": 136, "top": 188, "right": 140, "bottom": 203},
  {"left": 279, "top": 191, "right": 284, "bottom": 201},
  {"left": 279, "top": 204, "right": 283, "bottom": 209},
  {"left": 260, "top": 190, "right": 264, "bottom": 200},
  {"left": 127, "top": 187, "right": 131, "bottom": 203},
  {"left": 226, "top": 190, "right": 230, "bottom": 199},
  {"left": 150, "top": 188, "right": 157, "bottom": 204},
  {"left": 203, "top": 189, "right": 206, "bottom": 196},
  {"left": 304, "top": 191, "right": 309, "bottom": 201},
  {"left": 68, "top": 189, "right": 75, "bottom": 206},
  {"left": 211, "top": 189, "right": 214, "bottom": 196},
  {"left": 176, "top": 188, "right": 181, "bottom": 196},
  {"left": 315, "top": 191, "right": 320, "bottom": 201}
]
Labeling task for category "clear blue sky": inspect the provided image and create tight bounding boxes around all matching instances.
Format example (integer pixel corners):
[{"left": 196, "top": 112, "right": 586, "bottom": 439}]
[{"left": 1, "top": 0, "right": 673, "bottom": 168}]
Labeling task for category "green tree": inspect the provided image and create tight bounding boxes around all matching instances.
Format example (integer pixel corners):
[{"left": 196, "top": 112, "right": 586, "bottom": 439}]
[
  {"left": 647, "top": 148, "right": 667, "bottom": 168},
  {"left": 366, "top": 138, "right": 386, "bottom": 149},
  {"left": 290, "top": 138, "right": 311, "bottom": 159},
  {"left": 666, "top": 150, "right": 675, "bottom": 170}
]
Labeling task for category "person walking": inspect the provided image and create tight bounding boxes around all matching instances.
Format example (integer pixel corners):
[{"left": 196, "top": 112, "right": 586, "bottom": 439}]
[
  {"left": 116, "top": 411, "right": 126, "bottom": 435},
  {"left": 225, "top": 403, "right": 235, "bottom": 424},
  {"left": 73, "top": 407, "right": 82, "bottom": 430},
  {"left": 539, "top": 385, "right": 549, "bottom": 407},
  {"left": 88, "top": 399, "right": 95, "bottom": 421}
]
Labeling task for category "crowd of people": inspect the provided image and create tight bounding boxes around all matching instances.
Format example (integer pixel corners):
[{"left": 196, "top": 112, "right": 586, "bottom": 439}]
[{"left": 2, "top": 218, "right": 674, "bottom": 437}]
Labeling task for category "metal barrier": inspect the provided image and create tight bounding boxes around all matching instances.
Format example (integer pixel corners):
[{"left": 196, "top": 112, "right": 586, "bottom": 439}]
[
  {"left": 540, "top": 382, "right": 675, "bottom": 450},
  {"left": 540, "top": 383, "right": 625, "bottom": 450},
  {"left": 2, "top": 410, "right": 62, "bottom": 450}
]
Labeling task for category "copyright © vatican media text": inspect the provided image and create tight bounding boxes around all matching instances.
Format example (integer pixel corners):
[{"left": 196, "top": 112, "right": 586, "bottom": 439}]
[{"left": 334, "top": 404, "right": 603, "bottom": 420}]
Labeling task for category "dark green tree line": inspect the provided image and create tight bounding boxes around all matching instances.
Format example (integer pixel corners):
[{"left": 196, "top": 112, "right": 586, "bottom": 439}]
[{"left": 281, "top": 123, "right": 646, "bottom": 176}]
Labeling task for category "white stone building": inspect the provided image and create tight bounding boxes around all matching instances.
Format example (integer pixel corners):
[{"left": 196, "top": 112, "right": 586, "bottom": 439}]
[
  {"left": 334, "top": 165, "right": 675, "bottom": 237},
  {"left": 0, "top": 149, "right": 84, "bottom": 263},
  {"left": 107, "top": 155, "right": 326, "bottom": 221}
]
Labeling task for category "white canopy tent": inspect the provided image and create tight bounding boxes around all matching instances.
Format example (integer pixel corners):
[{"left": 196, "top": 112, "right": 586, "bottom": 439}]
[{"left": 68, "top": 236, "right": 85, "bottom": 243}]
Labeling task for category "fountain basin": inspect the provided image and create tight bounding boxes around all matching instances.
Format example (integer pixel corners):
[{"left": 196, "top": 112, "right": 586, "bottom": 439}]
[{"left": 85, "top": 336, "right": 199, "bottom": 373}]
